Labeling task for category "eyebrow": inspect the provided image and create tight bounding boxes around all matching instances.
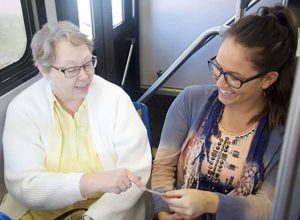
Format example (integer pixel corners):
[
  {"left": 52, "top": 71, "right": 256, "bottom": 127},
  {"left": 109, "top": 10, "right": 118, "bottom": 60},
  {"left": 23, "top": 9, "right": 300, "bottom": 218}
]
[
  {"left": 58, "top": 55, "right": 93, "bottom": 68},
  {"left": 215, "top": 58, "right": 243, "bottom": 77}
]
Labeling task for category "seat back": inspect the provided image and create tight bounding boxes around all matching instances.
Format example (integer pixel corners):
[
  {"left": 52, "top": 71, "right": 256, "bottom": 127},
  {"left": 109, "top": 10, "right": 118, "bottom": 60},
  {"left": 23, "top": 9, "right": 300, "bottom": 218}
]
[
  {"left": 0, "top": 212, "right": 11, "bottom": 220},
  {"left": 133, "top": 102, "right": 153, "bottom": 157}
]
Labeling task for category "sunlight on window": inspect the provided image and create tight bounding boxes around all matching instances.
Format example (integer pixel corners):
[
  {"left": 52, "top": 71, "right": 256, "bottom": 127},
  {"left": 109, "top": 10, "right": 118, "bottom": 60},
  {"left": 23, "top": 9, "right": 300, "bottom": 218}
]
[
  {"left": 0, "top": 0, "right": 26, "bottom": 70},
  {"left": 112, "top": 0, "right": 124, "bottom": 28},
  {"left": 77, "top": 0, "right": 93, "bottom": 39}
]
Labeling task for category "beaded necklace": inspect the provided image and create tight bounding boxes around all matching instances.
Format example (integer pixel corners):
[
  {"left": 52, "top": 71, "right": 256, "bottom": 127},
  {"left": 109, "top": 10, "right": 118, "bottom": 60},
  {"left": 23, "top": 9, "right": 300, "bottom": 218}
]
[
  {"left": 183, "top": 90, "right": 269, "bottom": 194},
  {"left": 206, "top": 124, "right": 256, "bottom": 192}
]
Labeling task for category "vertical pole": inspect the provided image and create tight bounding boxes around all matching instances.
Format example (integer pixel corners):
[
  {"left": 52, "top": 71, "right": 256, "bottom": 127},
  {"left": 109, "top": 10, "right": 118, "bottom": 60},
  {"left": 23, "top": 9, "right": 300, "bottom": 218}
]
[
  {"left": 235, "top": 0, "right": 245, "bottom": 21},
  {"left": 121, "top": 39, "right": 135, "bottom": 88},
  {"left": 281, "top": 0, "right": 289, "bottom": 7},
  {"left": 235, "top": 0, "right": 252, "bottom": 22},
  {"left": 272, "top": 62, "right": 300, "bottom": 219}
]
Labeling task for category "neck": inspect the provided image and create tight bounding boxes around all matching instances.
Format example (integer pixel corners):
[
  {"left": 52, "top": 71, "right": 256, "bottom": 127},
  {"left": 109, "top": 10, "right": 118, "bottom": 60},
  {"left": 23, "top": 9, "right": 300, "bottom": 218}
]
[
  {"left": 220, "top": 98, "right": 265, "bottom": 133},
  {"left": 56, "top": 97, "right": 83, "bottom": 116}
]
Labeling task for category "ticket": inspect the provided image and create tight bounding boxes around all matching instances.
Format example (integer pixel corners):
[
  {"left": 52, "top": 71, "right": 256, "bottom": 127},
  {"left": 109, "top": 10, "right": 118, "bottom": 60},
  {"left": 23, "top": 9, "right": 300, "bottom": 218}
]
[{"left": 142, "top": 187, "right": 164, "bottom": 196}]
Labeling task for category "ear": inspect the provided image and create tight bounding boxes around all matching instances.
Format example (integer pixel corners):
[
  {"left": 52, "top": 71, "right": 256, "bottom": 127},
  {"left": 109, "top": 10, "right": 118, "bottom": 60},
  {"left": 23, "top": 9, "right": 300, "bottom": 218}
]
[
  {"left": 37, "top": 65, "right": 50, "bottom": 80},
  {"left": 261, "top": 71, "right": 279, "bottom": 89}
]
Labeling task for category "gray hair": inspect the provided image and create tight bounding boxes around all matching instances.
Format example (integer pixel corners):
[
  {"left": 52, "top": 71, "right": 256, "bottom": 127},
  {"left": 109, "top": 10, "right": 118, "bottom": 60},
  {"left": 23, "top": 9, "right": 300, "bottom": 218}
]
[{"left": 31, "top": 21, "right": 93, "bottom": 72}]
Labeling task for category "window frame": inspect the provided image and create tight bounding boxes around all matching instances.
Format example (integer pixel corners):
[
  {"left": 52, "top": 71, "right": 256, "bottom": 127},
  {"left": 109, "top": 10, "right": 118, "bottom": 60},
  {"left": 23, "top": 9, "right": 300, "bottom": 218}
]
[{"left": 0, "top": 0, "right": 45, "bottom": 96}]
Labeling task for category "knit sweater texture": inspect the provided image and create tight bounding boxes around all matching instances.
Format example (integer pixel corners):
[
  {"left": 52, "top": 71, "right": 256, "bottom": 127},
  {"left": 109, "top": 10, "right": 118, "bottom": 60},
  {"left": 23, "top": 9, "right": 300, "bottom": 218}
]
[{"left": 2, "top": 75, "right": 152, "bottom": 220}]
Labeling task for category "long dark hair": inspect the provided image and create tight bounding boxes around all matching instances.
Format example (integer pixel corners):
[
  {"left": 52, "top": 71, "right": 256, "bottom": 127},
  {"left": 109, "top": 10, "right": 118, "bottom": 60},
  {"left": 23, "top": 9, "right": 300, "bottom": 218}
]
[{"left": 225, "top": 5, "right": 298, "bottom": 129}]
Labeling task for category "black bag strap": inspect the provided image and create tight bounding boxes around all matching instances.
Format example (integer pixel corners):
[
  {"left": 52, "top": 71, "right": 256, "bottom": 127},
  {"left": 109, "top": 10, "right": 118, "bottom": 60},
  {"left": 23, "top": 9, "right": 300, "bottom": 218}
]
[{"left": 53, "top": 208, "right": 88, "bottom": 220}]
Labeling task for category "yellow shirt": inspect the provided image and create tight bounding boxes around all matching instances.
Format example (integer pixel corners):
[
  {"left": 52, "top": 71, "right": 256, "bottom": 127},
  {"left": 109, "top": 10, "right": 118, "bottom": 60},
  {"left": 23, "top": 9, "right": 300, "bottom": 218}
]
[{"left": 22, "top": 98, "right": 103, "bottom": 220}]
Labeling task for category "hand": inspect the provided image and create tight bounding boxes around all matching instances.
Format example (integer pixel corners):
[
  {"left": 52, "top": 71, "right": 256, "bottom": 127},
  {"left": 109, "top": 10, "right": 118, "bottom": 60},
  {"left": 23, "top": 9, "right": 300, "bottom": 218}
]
[
  {"left": 158, "top": 211, "right": 184, "bottom": 220},
  {"left": 80, "top": 168, "right": 144, "bottom": 197},
  {"left": 162, "top": 189, "right": 219, "bottom": 219},
  {"left": 100, "top": 168, "right": 144, "bottom": 193}
]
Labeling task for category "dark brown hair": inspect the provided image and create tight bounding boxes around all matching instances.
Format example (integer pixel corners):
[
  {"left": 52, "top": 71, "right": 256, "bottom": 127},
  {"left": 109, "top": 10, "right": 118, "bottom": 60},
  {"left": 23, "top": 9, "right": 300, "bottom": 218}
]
[{"left": 225, "top": 5, "right": 298, "bottom": 129}]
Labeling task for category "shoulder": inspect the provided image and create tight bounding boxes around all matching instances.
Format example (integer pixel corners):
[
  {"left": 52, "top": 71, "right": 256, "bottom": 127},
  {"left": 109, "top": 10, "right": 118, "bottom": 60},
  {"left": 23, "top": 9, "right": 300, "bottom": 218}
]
[
  {"left": 7, "top": 78, "right": 50, "bottom": 111},
  {"left": 180, "top": 85, "right": 216, "bottom": 100},
  {"left": 178, "top": 85, "right": 217, "bottom": 108},
  {"left": 89, "top": 75, "right": 129, "bottom": 100},
  {"left": 87, "top": 76, "right": 133, "bottom": 115},
  {"left": 263, "top": 126, "right": 284, "bottom": 174},
  {"left": 265, "top": 126, "right": 284, "bottom": 158}
]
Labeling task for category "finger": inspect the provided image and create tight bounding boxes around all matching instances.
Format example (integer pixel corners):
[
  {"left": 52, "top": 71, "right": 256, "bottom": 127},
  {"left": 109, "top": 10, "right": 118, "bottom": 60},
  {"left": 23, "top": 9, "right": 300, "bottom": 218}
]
[
  {"left": 124, "top": 179, "right": 132, "bottom": 190},
  {"left": 122, "top": 177, "right": 132, "bottom": 189},
  {"left": 168, "top": 205, "right": 185, "bottom": 215},
  {"left": 118, "top": 182, "right": 128, "bottom": 192},
  {"left": 177, "top": 214, "right": 193, "bottom": 219},
  {"left": 173, "top": 212, "right": 195, "bottom": 220},
  {"left": 162, "top": 197, "right": 184, "bottom": 208},
  {"left": 112, "top": 186, "right": 122, "bottom": 194},
  {"left": 128, "top": 172, "right": 144, "bottom": 188},
  {"left": 164, "top": 189, "right": 184, "bottom": 198},
  {"left": 171, "top": 213, "right": 185, "bottom": 220}
]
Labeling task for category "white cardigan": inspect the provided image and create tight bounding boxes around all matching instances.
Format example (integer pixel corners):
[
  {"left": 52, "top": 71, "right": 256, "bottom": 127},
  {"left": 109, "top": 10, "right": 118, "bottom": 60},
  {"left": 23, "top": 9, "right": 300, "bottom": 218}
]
[{"left": 2, "top": 76, "right": 152, "bottom": 220}]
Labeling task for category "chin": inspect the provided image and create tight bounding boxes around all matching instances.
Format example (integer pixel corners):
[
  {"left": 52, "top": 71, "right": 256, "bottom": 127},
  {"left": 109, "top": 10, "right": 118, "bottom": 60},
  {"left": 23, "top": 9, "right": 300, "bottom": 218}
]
[{"left": 218, "top": 93, "right": 235, "bottom": 106}]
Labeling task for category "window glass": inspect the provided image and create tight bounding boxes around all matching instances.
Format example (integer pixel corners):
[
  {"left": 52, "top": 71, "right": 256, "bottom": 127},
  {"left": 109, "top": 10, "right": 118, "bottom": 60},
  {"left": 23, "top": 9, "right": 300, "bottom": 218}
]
[
  {"left": 112, "top": 0, "right": 124, "bottom": 28},
  {"left": 0, "top": 0, "right": 26, "bottom": 70},
  {"left": 77, "top": 0, "right": 93, "bottom": 39}
]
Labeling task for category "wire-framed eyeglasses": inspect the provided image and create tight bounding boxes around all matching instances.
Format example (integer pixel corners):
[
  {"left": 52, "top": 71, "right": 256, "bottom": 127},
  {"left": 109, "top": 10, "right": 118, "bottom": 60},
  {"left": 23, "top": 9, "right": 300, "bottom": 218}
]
[
  {"left": 208, "top": 56, "right": 268, "bottom": 89},
  {"left": 51, "top": 55, "right": 97, "bottom": 78}
]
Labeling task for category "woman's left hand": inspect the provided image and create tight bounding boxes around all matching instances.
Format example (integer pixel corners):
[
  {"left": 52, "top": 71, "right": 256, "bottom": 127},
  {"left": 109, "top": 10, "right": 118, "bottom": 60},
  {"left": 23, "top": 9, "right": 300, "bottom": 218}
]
[{"left": 162, "top": 189, "right": 219, "bottom": 219}]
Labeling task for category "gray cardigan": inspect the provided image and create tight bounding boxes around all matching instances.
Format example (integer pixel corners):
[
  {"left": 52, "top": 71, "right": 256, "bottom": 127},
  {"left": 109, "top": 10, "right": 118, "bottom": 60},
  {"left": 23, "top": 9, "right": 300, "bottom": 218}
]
[{"left": 151, "top": 85, "right": 282, "bottom": 220}]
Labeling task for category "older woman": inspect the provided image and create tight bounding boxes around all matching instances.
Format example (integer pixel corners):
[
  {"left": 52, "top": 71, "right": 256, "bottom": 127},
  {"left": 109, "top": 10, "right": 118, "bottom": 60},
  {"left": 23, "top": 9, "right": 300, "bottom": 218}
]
[
  {"left": 151, "top": 5, "right": 298, "bottom": 220},
  {"left": 2, "top": 21, "right": 152, "bottom": 220}
]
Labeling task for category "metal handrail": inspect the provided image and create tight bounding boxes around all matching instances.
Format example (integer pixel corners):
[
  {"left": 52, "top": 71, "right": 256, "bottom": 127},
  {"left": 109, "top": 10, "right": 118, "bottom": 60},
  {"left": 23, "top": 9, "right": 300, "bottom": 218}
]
[
  {"left": 137, "top": 26, "right": 228, "bottom": 102},
  {"left": 121, "top": 38, "right": 135, "bottom": 88},
  {"left": 137, "top": 0, "right": 262, "bottom": 102}
]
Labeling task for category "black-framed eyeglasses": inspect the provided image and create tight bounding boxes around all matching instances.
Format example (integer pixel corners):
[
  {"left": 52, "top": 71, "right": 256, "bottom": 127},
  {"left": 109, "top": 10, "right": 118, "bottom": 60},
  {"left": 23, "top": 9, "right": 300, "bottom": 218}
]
[
  {"left": 208, "top": 56, "right": 267, "bottom": 89},
  {"left": 51, "top": 55, "right": 97, "bottom": 78}
]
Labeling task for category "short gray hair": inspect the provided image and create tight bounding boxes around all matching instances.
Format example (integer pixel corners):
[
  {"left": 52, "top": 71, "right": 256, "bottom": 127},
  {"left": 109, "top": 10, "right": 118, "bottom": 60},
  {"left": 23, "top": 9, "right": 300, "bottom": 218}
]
[{"left": 31, "top": 21, "right": 93, "bottom": 72}]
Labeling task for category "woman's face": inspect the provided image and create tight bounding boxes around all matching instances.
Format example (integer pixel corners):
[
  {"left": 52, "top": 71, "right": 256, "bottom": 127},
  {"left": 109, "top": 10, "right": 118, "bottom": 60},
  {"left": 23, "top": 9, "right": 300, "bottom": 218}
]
[
  {"left": 214, "top": 38, "right": 267, "bottom": 109},
  {"left": 43, "top": 40, "right": 94, "bottom": 107}
]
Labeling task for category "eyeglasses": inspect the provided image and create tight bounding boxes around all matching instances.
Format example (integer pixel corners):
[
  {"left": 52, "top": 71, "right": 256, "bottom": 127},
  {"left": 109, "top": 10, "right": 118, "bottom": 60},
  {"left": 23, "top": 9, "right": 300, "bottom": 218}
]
[
  {"left": 208, "top": 56, "right": 267, "bottom": 89},
  {"left": 51, "top": 55, "right": 97, "bottom": 78}
]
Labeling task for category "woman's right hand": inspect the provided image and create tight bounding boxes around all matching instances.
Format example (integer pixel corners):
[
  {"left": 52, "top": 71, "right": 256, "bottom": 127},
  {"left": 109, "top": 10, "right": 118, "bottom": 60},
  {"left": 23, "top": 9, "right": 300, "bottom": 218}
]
[{"left": 80, "top": 168, "right": 144, "bottom": 197}]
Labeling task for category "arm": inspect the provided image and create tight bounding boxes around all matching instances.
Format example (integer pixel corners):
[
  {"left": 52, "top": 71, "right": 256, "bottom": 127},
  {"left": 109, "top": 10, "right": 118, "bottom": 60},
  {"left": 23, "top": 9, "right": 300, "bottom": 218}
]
[
  {"left": 84, "top": 93, "right": 152, "bottom": 220},
  {"left": 80, "top": 168, "right": 143, "bottom": 197},
  {"left": 160, "top": 140, "right": 279, "bottom": 220},
  {"left": 151, "top": 89, "right": 191, "bottom": 216},
  {"left": 3, "top": 101, "right": 83, "bottom": 210},
  {"left": 215, "top": 128, "right": 282, "bottom": 220},
  {"left": 215, "top": 161, "right": 278, "bottom": 220}
]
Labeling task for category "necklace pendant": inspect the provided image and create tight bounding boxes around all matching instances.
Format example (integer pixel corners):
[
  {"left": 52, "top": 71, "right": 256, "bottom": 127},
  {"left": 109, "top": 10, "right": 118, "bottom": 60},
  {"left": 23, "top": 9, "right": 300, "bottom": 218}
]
[
  {"left": 232, "top": 139, "right": 240, "bottom": 145},
  {"left": 227, "top": 163, "right": 238, "bottom": 171},
  {"left": 231, "top": 150, "right": 240, "bottom": 158}
]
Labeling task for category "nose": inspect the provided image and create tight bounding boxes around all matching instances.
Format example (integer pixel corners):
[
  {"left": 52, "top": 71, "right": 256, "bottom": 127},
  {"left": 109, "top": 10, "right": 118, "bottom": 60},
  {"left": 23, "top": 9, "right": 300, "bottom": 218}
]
[
  {"left": 216, "top": 73, "right": 229, "bottom": 88},
  {"left": 77, "top": 66, "right": 90, "bottom": 80}
]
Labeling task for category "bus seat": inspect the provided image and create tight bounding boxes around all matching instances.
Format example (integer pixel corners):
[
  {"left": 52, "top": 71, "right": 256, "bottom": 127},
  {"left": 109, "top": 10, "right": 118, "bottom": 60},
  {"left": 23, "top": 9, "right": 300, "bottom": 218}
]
[{"left": 133, "top": 102, "right": 153, "bottom": 158}]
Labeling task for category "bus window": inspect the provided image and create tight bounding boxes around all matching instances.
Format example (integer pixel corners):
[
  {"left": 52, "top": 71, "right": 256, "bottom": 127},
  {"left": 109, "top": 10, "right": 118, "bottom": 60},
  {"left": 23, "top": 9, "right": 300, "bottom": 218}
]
[
  {"left": 77, "top": 0, "right": 93, "bottom": 39},
  {"left": 0, "top": 0, "right": 26, "bottom": 70},
  {"left": 112, "top": 0, "right": 124, "bottom": 28}
]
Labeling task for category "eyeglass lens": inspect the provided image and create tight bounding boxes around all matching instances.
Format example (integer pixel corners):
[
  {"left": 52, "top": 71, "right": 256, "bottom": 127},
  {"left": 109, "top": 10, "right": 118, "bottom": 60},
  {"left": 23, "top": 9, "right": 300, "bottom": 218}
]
[
  {"left": 209, "top": 61, "right": 241, "bottom": 88},
  {"left": 64, "top": 58, "right": 97, "bottom": 77}
]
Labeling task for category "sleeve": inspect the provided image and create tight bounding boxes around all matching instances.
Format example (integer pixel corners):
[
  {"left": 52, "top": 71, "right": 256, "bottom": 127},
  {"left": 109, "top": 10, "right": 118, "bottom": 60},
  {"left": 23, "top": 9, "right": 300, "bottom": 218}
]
[
  {"left": 151, "top": 89, "right": 190, "bottom": 215},
  {"left": 216, "top": 156, "right": 279, "bottom": 220},
  {"left": 85, "top": 92, "right": 152, "bottom": 220},
  {"left": 3, "top": 100, "right": 83, "bottom": 210}
]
